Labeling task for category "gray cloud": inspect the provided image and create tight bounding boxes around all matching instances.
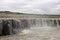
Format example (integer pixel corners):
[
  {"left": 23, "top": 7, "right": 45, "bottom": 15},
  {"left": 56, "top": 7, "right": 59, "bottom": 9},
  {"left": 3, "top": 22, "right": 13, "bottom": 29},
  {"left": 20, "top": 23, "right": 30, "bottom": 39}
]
[{"left": 0, "top": 0, "right": 60, "bottom": 14}]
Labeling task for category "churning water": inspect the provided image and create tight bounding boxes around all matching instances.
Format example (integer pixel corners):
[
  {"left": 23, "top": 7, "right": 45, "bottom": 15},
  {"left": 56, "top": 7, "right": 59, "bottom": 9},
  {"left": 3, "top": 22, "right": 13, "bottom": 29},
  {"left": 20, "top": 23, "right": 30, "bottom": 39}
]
[{"left": 0, "top": 19, "right": 60, "bottom": 40}]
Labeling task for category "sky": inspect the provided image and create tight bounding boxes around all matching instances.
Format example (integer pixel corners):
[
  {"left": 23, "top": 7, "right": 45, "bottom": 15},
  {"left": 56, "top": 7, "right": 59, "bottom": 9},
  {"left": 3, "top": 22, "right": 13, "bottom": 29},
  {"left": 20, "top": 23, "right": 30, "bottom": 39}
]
[{"left": 0, "top": 0, "right": 60, "bottom": 14}]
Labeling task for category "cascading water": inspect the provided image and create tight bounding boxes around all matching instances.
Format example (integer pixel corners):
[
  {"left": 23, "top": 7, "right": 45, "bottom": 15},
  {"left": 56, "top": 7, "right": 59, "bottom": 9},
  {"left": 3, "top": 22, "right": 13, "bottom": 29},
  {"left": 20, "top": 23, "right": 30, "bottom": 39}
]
[{"left": 0, "top": 19, "right": 59, "bottom": 36}]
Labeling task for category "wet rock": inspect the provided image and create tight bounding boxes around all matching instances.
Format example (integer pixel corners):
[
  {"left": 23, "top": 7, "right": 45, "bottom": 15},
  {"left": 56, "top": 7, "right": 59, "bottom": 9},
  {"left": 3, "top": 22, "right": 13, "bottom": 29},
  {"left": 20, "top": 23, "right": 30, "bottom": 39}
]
[
  {"left": 2, "top": 20, "right": 13, "bottom": 35},
  {"left": 12, "top": 20, "right": 21, "bottom": 34},
  {"left": 0, "top": 20, "right": 3, "bottom": 35},
  {"left": 0, "top": 19, "right": 30, "bottom": 36},
  {"left": 12, "top": 19, "right": 29, "bottom": 34}
]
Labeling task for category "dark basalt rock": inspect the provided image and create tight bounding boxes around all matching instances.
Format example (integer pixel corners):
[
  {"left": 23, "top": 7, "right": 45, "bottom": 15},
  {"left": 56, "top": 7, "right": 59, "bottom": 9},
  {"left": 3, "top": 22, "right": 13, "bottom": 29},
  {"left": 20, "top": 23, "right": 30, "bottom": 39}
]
[
  {"left": 2, "top": 20, "right": 13, "bottom": 35},
  {"left": 0, "top": 20, "right": 3, "bottom": 36},
  {"left": 0, "top": 19, "right": 29, "bottom": 36}
]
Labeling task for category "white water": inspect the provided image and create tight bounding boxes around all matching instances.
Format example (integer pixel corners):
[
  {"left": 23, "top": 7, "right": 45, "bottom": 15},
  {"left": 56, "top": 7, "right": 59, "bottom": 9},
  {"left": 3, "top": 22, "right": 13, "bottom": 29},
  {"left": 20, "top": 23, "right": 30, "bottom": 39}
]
[{"left": 0, "top": 19, "right": 60, "bottom": 40}]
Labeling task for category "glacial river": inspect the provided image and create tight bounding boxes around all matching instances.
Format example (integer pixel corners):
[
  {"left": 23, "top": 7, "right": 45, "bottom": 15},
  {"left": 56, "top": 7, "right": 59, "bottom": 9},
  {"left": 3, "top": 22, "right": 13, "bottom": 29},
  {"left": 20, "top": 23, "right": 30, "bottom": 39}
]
[{"left": 0, "top": 26, "right": 60, "bottom": 40}]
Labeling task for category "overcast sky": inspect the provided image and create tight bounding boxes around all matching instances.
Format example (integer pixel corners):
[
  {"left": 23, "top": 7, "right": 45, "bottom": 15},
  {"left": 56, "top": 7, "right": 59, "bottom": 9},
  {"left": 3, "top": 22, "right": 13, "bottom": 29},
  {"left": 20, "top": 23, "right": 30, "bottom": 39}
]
[{"left": 0, "top": 0, "right": 60, "bottom": 14}]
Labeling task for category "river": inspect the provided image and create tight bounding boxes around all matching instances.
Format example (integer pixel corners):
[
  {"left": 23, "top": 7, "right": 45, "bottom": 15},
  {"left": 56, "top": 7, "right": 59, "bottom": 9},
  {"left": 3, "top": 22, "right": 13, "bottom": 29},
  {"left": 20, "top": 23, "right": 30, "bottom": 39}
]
[{"left": 0, "top": 26, "right": 60, "bottom": 40}]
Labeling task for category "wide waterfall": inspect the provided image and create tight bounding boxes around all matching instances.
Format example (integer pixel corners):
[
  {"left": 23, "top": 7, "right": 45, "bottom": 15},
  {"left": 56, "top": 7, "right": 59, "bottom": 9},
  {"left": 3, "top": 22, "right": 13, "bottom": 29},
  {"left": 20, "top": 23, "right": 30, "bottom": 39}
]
[{"left": 0, "top": 19, "right": 60, "bottom": 36}]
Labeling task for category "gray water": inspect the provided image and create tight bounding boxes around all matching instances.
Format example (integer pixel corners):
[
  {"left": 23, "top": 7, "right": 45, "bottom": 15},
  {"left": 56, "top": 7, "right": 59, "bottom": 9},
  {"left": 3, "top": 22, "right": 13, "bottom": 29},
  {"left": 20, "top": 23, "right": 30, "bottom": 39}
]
[{"left": 0, "top": 19, "right": 60, "bottom": 40}]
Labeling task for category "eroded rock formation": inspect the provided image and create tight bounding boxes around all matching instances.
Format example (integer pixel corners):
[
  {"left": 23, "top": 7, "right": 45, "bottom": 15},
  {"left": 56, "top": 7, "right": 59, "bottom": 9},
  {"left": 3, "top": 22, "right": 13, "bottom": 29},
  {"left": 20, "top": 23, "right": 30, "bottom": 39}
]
[{"left": 0, "top": 19, "right": 30, "bottom": 36}]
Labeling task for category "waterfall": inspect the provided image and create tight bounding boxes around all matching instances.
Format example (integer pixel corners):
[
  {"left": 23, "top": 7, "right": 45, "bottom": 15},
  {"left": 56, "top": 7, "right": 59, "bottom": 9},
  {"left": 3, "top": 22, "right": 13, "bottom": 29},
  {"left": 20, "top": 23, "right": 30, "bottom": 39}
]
[{"left": 0, "top": 19, "right": 59, "bottom": 36}]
